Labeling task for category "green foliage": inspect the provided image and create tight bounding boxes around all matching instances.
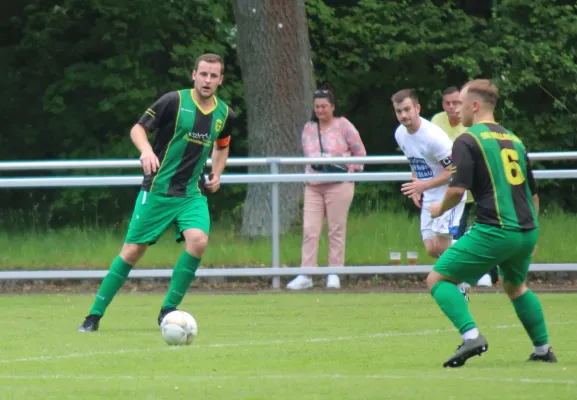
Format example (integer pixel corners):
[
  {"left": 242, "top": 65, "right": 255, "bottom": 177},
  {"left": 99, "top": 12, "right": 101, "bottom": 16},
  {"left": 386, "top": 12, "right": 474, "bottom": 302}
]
[
  {"left": 307, "top": 0, "right": 577, "bottom": 211},
  {"left": 1, "top": 0, "right": 239, "bottom": 225},
  {"left": 1, "top": 0, "right": 577, "bottom": 229}
]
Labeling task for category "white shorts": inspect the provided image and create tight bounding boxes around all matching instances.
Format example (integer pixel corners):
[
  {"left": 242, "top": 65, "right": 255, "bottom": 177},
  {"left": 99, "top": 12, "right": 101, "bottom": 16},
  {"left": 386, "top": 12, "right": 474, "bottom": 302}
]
[{"left": 420, "top": 200, "right": 466, "bottom": 241}]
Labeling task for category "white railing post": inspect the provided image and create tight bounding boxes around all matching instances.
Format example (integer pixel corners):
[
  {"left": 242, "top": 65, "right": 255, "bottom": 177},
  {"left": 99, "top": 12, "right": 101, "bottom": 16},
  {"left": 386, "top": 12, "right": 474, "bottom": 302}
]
[{"left": 269, "top": 158, "right": 281, "bottom": 289}]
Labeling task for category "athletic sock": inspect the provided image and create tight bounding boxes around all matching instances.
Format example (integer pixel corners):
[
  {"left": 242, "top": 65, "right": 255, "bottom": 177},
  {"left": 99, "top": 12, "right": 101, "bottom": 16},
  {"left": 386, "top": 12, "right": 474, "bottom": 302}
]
[
  {"left": 462, "top": 328, "right": 479, "bottom": 340},
  {"left": 512, "top": 290, "right": 549, "bottom": 347},
  {"left": 534, "top": 344, "right": 550, "bottom": 355},
  {"left": 162, "top": 252, "right": 200, "bottom": 310},
  {"left": 431, "top": 281, "right": 477, "bottom": 334},
  {"left": 89, "top": 256, "right": 133, "bottom": 317}
]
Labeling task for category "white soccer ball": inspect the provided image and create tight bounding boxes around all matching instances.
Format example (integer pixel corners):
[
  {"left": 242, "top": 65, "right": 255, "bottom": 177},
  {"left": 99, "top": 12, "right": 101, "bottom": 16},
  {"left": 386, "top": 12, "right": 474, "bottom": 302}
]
[{"left": 160, "top": 310, "right": 198, "bottom": 346}]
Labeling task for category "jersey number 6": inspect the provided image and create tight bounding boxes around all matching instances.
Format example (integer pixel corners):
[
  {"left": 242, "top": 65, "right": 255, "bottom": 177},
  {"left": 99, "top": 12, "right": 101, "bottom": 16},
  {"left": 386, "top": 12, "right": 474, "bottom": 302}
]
[{"left": 500, "top": 148, "right": 525, "bottom": 185}]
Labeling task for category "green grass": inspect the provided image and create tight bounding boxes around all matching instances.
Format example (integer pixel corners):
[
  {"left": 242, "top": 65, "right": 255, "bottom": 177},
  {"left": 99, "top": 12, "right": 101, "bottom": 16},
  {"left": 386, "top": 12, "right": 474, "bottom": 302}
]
[
  {"left": 0, "top": 210, "right": 575, "bottom": 269},
  {"left": 0, "top": 293, "right": 575, "bottom": 399}
]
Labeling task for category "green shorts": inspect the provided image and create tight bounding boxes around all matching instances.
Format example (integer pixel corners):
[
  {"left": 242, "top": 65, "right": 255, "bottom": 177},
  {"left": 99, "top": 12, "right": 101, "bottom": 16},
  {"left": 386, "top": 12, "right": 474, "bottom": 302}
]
[
  {"left": 433, "top": 223, "right": 538, "bottom": 286},
  {"left": 125, "top": 191, "right": 210, "bottom": 245}
]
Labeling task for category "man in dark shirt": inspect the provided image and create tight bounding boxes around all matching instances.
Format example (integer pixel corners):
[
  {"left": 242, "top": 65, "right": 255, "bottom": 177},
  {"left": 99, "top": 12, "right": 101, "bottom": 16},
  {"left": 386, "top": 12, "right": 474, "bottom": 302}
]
[
  {"left": 427, "top": 79, "right": 556, "bottom": 367},
  {"left": 78, "top": 53, "right": 235, "bottom": 332}
]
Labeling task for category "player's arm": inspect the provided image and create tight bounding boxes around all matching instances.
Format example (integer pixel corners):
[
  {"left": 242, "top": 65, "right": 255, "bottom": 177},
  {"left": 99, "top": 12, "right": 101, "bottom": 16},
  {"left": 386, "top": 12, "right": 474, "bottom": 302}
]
[
  {"left": 343, "top": 119, "right": 366, "bottom": 171},
  {"left": 400, "top": 161, "right": 451, "bottom": 197},
  {"left": 408, "top": 168, "right": 422, "bottom": 208},
  {"left": 423, "top": 163, "right": 452, "bottom": 190},
  {"left": 205, "top": 107, "right": 236, "bottom": 193},
  {"left": 432, "top": 135, "right": 473, "bottom": 216},
  {"left": 525, "top": 152, "right": 539, "bottom": 216},
  {"left": 132, "top": 92, "right": 179, "bottom": 175},
  {"left": 426, "top": 129, "right": 457, "bottom": 190}
]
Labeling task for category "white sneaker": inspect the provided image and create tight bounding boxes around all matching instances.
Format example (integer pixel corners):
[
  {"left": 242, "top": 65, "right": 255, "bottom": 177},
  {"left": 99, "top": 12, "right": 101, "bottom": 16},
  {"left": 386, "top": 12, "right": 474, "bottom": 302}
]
[
  {"left": 326, "top": 274, "right": 340, "bottom": 289},
  {"left": 286, "top": 275, "right": 313, "bottom": 290},
  {"left": 477, "top": 274, "right": 492, "bottom": 287}
]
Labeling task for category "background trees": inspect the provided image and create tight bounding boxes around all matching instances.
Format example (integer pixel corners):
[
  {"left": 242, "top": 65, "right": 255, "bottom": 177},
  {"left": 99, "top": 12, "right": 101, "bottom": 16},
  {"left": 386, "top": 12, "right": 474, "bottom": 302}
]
[{"left": 1, "top": 0, "right": 576, "bottom": 231}]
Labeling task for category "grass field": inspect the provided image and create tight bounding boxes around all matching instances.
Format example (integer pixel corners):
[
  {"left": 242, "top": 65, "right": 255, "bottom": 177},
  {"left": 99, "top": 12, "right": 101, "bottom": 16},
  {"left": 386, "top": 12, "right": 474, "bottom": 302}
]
[
  {"left": 0, "top": 210, "right": 576, "bottom": 269},
  {"left": 0, "top": 292, "right": 575, "bottom": 399}
]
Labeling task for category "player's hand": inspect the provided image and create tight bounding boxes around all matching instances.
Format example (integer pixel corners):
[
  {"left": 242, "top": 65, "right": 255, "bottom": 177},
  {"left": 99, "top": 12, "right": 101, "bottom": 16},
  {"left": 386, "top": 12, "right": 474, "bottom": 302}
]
[
  {"left": 140, "top": 150, "right": 160, "bottom": 175},
  {"left": 401, "top": 177, "right": 428, "bottom": 198},
  {"left": 411, "top": 194, "right": 422, "bottom": 209},
  {"left": 430, "top": 202, "right": 443, "bottom": 218},
  {"left": 204, "top": 172, "right": 221, "bottom": 193}
]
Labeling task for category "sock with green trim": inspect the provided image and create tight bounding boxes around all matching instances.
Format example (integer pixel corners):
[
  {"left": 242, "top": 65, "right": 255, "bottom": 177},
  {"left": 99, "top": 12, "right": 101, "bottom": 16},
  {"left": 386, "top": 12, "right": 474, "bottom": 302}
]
[
  {"left": 162, "top": 251, "right": 200, "bottom": 310},
  {"left": 431, "top": 281, "right": 477, "bottom": 334},
  {"left": 89, "top": 256, "right": 133, "bottom": 317}
]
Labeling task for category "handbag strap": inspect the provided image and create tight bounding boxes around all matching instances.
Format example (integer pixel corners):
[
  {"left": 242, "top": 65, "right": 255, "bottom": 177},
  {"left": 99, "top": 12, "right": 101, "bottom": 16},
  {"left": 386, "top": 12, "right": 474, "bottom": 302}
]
[{"left": 316, "top": 122, "right": 325, "bottom": 155}]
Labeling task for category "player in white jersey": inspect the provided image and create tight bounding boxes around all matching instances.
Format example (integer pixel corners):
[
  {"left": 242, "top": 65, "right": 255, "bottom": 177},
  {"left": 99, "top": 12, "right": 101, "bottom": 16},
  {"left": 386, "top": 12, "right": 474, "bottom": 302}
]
[{"left": 391, "top": 89, "right": 466, "bottom": 259}]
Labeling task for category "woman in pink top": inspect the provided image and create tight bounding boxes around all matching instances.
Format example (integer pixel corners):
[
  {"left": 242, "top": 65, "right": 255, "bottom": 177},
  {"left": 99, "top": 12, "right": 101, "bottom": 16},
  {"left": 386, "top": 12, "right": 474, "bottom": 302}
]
[{"left": 287, "top": 88, "right": 366, "bottom": 290}]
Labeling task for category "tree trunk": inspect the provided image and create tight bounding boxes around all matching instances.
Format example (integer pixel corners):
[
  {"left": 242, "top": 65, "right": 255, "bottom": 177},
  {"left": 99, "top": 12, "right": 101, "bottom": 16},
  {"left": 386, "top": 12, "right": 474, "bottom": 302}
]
[{"left": 233, "top": 0, "right": 315, "bottom": 237}]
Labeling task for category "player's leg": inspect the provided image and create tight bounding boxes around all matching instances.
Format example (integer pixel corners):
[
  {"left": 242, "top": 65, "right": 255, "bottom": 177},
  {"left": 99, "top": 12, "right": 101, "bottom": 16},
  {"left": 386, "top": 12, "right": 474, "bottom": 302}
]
[
  {"left": 453, "top": 202, "right": 472, "bottom": 240},
  {"left": 288, "top": 184, "right": 325, "bottom": 290},
  {"left": 431, "top": 201, "right": 470, "bottom": 299},
  {"left": 426, "top": 224, "right": 505, "bottom": 366},
  {"left": 432, "top": 199, "right": 466, "bottom": 255},
  {"left": 420, "top": 203, "right": 438, "bottom": 258},
  {"left": 79, "top": 191, "right": 175, "bottom": 332},
  {"left": 158, "top": 196, "right": 210, "bottom": 324},
  {"left": 499, "top": 229, "right": 556, "bottom": 362},
  {"left": 324, "top": 182, "right": 355, "bottom": 289}
]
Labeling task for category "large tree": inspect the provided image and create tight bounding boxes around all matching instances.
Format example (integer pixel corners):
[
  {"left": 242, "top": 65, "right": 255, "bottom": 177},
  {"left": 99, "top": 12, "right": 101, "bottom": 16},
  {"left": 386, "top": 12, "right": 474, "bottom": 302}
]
[{"left": 233, "top": 0, "right": 315, "bottom": 236}]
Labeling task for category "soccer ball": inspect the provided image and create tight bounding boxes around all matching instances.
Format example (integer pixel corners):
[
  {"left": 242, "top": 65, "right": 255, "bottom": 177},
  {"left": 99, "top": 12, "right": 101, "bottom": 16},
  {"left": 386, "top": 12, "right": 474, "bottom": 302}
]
[{"left": 160, "top": 310, "right": 198, "bottom": 346}]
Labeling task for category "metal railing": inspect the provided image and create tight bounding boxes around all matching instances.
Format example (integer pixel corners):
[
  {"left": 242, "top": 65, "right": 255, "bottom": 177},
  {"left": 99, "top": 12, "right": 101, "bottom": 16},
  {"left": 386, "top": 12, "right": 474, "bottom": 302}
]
[{"left": 1, "top": 152, "right": 576, "bottom": 285}]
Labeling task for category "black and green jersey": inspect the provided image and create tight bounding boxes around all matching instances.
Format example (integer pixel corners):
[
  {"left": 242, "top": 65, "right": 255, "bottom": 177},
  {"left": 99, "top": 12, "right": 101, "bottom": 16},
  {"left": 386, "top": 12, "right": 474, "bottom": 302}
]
[
  {"left": 450, "top": 121, "right": 538, "bottom": 231},
  {"left": 137, "top": 89, "right": 235, "bottom": 197}
]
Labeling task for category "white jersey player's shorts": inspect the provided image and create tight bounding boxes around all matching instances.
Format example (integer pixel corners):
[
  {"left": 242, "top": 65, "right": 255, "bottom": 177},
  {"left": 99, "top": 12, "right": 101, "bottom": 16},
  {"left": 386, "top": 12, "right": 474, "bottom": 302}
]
[{"left": 420, "top": 199, "right": 466, "bottom": 241}]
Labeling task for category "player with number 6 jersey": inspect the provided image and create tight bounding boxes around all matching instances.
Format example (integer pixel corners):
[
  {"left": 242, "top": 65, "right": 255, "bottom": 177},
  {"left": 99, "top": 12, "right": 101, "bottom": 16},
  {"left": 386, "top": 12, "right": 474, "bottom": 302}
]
[{"left": 427, "top": 79, "right": 555, "bottom": 368}]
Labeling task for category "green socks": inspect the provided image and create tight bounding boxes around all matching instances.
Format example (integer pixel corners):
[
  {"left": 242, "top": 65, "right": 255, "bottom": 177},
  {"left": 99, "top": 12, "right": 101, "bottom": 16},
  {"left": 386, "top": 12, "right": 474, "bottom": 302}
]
[
  {"left": 162, "top": 252, "right": 201, "bottom": 310},
  {"left": 431, "top": 283, "right": 549, "bottom": 347},
  {"left": 512, "top": 290, "right": 549, "bottom": 346},
  {"left": 88, "top": 252, "right": 200, "bottom": 317},
  {"left": 431, "top": 281, "right": 476, "bottom": 334},
  {"left": 89, "top": 256, "right": 133, "bottom": 316}
]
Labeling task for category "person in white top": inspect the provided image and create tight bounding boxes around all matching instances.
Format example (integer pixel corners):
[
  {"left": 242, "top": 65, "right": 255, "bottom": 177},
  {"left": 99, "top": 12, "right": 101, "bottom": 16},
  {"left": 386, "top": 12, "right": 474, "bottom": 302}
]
[{"left": 392, "top": 89, "right": 466, "bottom": 259}]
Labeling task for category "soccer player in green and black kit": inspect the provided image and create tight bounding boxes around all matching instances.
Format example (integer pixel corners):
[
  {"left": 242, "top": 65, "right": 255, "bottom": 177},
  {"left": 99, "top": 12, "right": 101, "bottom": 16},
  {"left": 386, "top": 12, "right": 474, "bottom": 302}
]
[
  {"left": 78, "top": 54, "right": 235, "bottom": 332},
  {"left": 427, "top": 79, "right": 557, "bottom": 367}
]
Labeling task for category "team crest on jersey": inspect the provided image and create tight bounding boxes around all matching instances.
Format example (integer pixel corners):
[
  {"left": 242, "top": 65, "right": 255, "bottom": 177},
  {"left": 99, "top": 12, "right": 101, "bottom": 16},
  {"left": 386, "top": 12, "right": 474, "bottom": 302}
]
[{"left": 215, "top": 119, "right": 223, "bottom": 133}]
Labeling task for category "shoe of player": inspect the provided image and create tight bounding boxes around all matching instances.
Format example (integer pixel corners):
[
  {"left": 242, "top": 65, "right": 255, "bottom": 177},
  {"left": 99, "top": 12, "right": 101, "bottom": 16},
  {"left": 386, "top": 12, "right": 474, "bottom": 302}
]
[
  {"left": 286, "top": 275, "right": 313, "bottom": 290},
  {"left": 326, "top": 274, "right": 340, "bottom": 289},
  {"left": 443, "top": 335, "right": 488, "bottom": 368},
  {"left": 476, "top": 274, "right": 492, "bottom": 287},
  {"left": 77, "top": 314, "right": 101, "bottom": 332},
  {"left": 527, "top": 348, "right": 557, "bottom": 363},
  {"left": 157, "top": 307, "right": 178, "bottom": 326}
]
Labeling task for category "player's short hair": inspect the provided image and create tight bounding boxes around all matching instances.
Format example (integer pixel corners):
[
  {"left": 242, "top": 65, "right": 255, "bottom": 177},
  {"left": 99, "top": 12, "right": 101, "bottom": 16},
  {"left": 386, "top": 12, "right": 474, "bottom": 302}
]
[
  {"left": 443, "top": 86, "right": 459, "bottom": 96},
  {"left": 462, "top": 79, "right": 499, "bottom": 107},
  {"left": 194, "top": 53, "right": 224, "bottom": 74},
  {"left": 391, "top": 89, "right": 419, "bottom": 105}
]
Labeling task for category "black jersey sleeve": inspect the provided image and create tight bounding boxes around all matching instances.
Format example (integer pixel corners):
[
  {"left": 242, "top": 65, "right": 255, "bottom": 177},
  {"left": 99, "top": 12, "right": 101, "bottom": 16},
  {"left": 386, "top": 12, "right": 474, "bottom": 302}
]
[
  {"left": 449, "top": 134, "right": 476, "bottom": 189},
  {"left": 525, "top": 152, "right": 537, "bottom": 195},
  {"left": 215, "top": 107, "right": 236, "bottom": 148},
  {"left": 137, "top": 91, "right": 179, "bottom": 133}
]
